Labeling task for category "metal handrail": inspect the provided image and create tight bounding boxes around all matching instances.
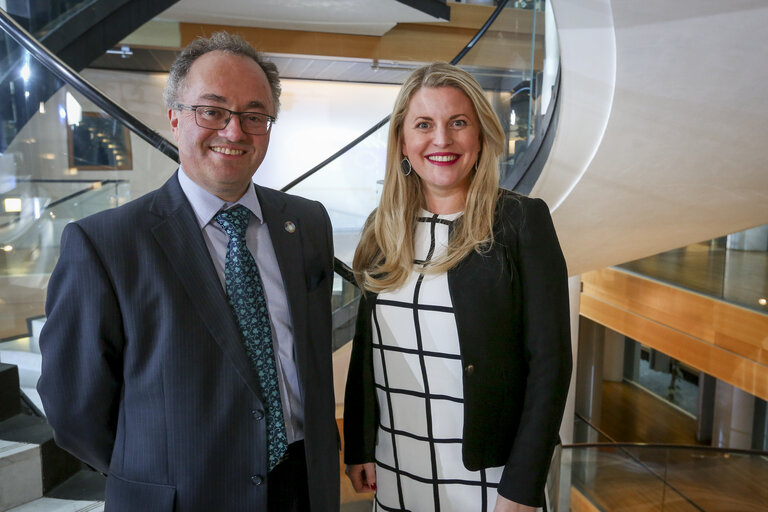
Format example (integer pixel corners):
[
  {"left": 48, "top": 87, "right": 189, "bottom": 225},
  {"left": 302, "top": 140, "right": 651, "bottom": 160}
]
[
  {"left": 279, "top": 0, "right": 511, "bottom": 194},
  {"left": 0, "top": 7, "right": 179, "bottom": 163},
  {"left": 564, "top": 441, "right": 768, "bottom": 457}
]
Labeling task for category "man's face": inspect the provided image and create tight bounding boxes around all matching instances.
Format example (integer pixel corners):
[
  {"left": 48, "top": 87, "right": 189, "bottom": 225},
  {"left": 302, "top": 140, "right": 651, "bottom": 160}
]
[{"left": 169, "top": 51, "right": 275, "bottom": 201}]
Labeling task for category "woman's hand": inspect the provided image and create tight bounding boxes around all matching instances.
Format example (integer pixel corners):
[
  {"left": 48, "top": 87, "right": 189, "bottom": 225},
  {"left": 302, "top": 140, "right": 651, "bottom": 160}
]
[
  {"left": 494, "top": 494, "right": 537, "bottom": 512},
  {"left": 345, "top": 462, "right": 377, "bottom": 493}
]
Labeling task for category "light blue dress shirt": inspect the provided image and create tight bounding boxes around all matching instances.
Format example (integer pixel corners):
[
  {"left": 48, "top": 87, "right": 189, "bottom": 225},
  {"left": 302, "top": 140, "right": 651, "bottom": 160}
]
[{"left": 177, "top": 168, "right": 304, "bottom": 444}]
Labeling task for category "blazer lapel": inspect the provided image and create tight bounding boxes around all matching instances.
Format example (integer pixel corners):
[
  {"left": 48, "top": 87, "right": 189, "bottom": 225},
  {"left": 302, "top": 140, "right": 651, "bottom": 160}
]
[{"left": 149, "top": 173, "right": 265, "bottom": 399}]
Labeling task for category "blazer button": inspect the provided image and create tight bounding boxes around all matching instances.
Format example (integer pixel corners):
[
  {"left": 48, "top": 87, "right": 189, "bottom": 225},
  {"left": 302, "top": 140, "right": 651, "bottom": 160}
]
[
  {"left": 464, "top": 364, "right": 475, "bottom": 376},
  {"left": 250, "top": 475, "right": 264, "bottom": 486},
  {"left": 251, "top": 409, "right": 264, "bottom": 421}
]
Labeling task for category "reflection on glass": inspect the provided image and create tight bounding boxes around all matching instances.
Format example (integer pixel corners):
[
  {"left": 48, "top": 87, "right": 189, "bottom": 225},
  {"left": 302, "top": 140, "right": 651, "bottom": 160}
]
[
  {"left": 289, "top": 122, "right": 389, "bottom": 267},
  {"left": 623, "top": 340, "right": 700, "bottom": 417},
  {"left": 287, "top": 1, "right": 560, "bottom": 264},
  {"left": 618, "top": 226, "right": 768, "bottom": 315},
  {"left": 0, "top": 33, "right": 176, "bottom": 341},
  {"left": 457, "top": 0, "right": 559, "bottom": 188},
  {"left": 5, "top": 1, "right": 96, "bottom": 40},
  {"left": 560, "top": 443, "right": 768, "bottom": 511}
]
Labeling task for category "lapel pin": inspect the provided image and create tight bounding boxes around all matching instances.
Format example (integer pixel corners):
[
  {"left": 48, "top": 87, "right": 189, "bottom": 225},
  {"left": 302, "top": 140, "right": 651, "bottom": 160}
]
[{"left": 284, "top": 221, "right": 296, "bottom": 233}]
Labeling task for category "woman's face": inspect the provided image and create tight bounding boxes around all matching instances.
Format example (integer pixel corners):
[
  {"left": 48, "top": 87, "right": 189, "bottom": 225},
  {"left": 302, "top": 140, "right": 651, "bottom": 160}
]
[{"left": 401, "top": 86, "right": 482, "bottom": 212}]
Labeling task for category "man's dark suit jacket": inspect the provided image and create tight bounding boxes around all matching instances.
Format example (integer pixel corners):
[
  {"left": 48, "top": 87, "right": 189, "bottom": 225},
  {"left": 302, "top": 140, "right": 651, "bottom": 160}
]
[
  {"left": 344, "top": 190, "right": 572, "bottom": 508},
  {"left": 38, "top": 172, "right": 340, "bottom": 511}
]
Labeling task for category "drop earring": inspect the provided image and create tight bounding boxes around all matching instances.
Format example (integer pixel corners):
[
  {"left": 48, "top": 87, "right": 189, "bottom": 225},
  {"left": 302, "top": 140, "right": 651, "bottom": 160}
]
[{"left": 401, "top": 157, "right": 412, "bottom": 176}]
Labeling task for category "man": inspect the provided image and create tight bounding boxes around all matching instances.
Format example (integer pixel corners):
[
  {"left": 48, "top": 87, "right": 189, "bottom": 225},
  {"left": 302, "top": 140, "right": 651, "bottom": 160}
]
[{"left": 37, "top": 32, "right": 339, "bottom": 511}]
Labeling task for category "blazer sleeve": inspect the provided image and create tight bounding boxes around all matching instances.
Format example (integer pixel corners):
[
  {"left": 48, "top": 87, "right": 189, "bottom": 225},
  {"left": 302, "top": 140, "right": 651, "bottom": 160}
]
[
  {"left": 37, "top": 222, "right": 124, "bottom": 473},
  {"left": 342, "top": 291, "right": 378, "bottom": 464},
  {"left": 499, "top": 197, "right": 572, "bottom": 505}
]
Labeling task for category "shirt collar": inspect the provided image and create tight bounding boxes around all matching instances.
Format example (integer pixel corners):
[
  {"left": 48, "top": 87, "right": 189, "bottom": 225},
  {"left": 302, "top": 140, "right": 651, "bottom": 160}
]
[{"left": 177, "top": 166, "right": 264, "bottom": 229}]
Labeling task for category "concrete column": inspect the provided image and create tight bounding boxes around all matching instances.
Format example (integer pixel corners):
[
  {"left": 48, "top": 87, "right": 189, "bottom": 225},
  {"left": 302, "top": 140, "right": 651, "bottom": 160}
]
[
  {"left": 602, "top": 328, "right": 625, "bottom": 382},
  {"left": 623, "top": 337, "right": 641, "bottom": 382},
  {"left": 727, "top": 226, "right": 768, "bottom": 251},
  {"left": 712, "top": 380, "right": 756, "bottom": 449},
  {"left": 696, "top": 373, "right": 716, "bottom": 444},
  {"left": 559, "top": 274, "right": 581, "bottom": 446},
  {"left": 557, "top": 275, "right": 581, "bottom": 512},
  {"left": 575, "top": 316, "right": 604, "bottom": 430}
]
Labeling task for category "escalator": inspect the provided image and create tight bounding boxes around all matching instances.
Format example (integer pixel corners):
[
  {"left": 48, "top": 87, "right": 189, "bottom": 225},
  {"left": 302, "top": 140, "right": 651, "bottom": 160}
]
[{"left": 1, "top": 0, "right": 179, "bottom": 153}]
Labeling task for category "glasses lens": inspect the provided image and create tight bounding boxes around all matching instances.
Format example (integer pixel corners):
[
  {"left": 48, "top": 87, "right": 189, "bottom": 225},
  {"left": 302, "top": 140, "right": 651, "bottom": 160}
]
[
  {"left": 195, "top": 106, "right": 228, "bottom": 129},
  {"left": 192, "top": 107, "right": 271, "bottom": 134},
  {"left": 240, "top": 113, "right": 271, "bottom": 135}
]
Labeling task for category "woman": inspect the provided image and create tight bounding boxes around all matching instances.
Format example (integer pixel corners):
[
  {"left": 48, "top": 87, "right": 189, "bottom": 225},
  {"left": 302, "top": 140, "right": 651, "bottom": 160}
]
[{"left": 343, "top": 62, "right": 572, "bottom": 512}]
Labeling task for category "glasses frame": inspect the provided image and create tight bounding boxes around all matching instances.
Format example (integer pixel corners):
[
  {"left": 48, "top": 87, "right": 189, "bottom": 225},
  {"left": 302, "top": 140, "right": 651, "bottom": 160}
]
[{"left": 173, "top": 103, "right": 275, "bottom": 135}]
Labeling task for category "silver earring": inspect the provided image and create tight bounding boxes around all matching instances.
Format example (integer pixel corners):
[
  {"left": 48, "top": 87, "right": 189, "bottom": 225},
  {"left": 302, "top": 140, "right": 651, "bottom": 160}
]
[{"left": 401, "top": 157, "right": 412, "bottom": 176}]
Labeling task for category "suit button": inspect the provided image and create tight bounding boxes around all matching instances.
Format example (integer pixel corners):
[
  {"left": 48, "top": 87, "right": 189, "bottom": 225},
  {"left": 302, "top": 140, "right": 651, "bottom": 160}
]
[
  {"left": 250, "top": 475, "right": 264, "bottom": 486},
  {"left": 251, "top": 409, "right": 264, "bottom": 421},
  {"left": 464, "top": 364, "right": 475, "bottom": 376}
]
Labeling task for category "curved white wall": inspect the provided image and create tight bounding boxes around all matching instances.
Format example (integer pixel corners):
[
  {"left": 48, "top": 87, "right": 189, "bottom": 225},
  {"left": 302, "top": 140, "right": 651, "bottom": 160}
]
[{"left": 541, "top": 0, "right": 768, "bottom": 275}]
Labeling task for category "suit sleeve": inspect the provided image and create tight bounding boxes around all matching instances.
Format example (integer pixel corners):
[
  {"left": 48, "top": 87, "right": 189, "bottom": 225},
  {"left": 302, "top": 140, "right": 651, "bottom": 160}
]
[
  {"left": 499, "top": 198, "right": 572, "bottom": 505},
  {"left": 343, "top": 292, "right": 378, "bottom": 464},
  {"left": 37, "top": 222, "right": 124, "bottom": 473}
]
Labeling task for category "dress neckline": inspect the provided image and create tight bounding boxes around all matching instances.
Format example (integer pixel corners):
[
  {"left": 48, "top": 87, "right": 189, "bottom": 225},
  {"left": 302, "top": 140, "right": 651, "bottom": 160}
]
[{"left": 419, "top": 209, "right": 464, "bottom": 221}]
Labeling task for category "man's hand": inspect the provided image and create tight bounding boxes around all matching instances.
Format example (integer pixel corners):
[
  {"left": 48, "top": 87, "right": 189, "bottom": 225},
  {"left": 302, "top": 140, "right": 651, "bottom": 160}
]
[{"left": 345, "top": 463, "right": 377, "bottom": 493}]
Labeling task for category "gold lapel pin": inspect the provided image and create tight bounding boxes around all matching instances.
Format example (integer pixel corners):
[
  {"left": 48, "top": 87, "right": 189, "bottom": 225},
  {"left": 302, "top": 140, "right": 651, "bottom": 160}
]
[{"left": 284, "top": 221, "right": 296, "bottom": 233}]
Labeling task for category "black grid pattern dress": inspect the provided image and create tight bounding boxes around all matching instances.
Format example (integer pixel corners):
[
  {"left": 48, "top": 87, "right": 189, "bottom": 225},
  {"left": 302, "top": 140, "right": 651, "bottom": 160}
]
[{"left": 371, "top": 211, "right": 504, "bottom": 512}]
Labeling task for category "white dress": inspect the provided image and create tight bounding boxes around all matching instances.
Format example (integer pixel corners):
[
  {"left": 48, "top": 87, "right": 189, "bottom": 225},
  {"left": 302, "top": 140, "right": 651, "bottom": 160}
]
[{"left": 371, "top": 211, "right": 505, "bottom": 512}]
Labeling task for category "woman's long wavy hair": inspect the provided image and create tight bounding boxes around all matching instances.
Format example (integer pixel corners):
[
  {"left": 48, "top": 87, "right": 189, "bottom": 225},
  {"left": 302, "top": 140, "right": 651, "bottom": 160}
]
[{"left": 354, "top": 62, "right": 506, "bottom": 292}]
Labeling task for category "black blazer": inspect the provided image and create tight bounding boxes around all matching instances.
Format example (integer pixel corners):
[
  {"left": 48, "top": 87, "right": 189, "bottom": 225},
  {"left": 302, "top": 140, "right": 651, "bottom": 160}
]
[
  {"left": 344, "top": 190, "right": 572, "bottom": 507},
  {"left": 38, "top": 172, "right": 339, "bottom": 511}
]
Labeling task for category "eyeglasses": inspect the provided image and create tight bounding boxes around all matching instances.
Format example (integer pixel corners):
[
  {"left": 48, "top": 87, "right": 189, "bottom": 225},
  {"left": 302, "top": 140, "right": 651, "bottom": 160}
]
[{"left": 173, "top": 104, "right": 275, "bottom": 135}]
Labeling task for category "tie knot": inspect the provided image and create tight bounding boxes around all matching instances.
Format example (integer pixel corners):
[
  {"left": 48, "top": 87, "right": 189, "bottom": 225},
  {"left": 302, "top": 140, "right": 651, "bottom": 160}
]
[{"left": 215, "top": 205, "right": 251, "bottom": 240}]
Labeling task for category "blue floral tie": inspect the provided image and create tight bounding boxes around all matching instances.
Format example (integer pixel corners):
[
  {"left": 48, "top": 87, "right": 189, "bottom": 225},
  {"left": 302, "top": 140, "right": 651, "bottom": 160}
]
[{"left": 216, "top": 205, "right": 288, "bottom": 471}]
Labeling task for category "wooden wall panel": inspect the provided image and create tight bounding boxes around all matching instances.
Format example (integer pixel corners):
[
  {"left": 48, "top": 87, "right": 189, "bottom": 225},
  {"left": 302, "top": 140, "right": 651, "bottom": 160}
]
[
  {"left": 581, "top": 268, "right": 768, "bottom": 401},
  {"left": 178, "top": 3, "right": 545, "bottom": 69}
]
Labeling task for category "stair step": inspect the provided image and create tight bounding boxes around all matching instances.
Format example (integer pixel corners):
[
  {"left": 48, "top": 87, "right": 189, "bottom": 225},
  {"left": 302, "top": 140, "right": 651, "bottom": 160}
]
[
  {"left": 21, "top": 386, "right": 45, "bottom": 417},
  {"left": 0, "top": 440, "right": 43, "bottom": 510},
  {"left": 46, "top": 469, "right": 106, "bottom": 502},
  {"left": 0, "top": 413, "right": 51, "bottom": 443},
  {"left": 0, "top": 363, "right": 22, "bottom": 421},
  {"left": 0, "top": 349, "right": 42, "bottom": 389},
  {"left": 7, "top": 498, "right": 104, "bottom": 512},
  {"left": 29, "top": 317, "right": 46, "bottom": 354},
  {"left": 0, "top": 415, "right": 82, "bottom": 494}
]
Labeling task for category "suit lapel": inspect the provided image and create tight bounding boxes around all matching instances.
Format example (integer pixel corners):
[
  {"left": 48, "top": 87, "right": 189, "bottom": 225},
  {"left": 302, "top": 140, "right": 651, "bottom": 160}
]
[
  {"left": 149, "top": 173, "right": 265, "bottom": 399},
  {"left": 256, "top": 186, "right": 309, "bottom": 378}
]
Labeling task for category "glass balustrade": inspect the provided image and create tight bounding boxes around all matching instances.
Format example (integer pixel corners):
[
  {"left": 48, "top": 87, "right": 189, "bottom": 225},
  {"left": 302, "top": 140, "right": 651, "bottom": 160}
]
[
  {"left": 550, "top": 416, "right": 768, "bottom": 511},
  {"left": 617, "top": 225, "right": 768, "bottom": 315},
  {"left": 0, "top": 22, "right": 178, "bottom": 340},
  {"left": 3, "top": 0, "right": 95, "bottom": 39}
]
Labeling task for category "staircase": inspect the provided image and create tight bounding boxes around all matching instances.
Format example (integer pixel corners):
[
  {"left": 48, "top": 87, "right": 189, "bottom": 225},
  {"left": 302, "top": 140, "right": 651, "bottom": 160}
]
[{"left": 0, "top": 320, "right": 105, "bottom": 512}]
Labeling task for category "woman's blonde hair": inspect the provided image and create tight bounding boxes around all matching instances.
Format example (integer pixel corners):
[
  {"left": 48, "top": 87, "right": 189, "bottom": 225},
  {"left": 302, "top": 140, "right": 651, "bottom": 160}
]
[{"left": 354, "top": 62, "right": 506, "bottom": 292}]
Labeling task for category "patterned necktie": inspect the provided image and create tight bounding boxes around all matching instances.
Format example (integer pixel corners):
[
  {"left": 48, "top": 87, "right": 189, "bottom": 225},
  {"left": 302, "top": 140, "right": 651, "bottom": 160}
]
[{"left": 215, "top": 205, "right": 288, "bottom": 471}]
